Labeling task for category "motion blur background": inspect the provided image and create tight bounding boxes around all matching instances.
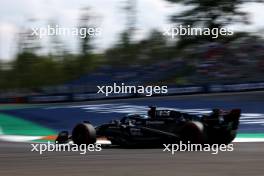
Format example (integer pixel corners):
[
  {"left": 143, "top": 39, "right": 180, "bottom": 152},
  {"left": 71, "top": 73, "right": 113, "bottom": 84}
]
[
  {"left": 1, "top": 0, "right": 264, "bottom": 100},
  {"left": 1, "top": 2, "right": 264, "bottom": 176}
]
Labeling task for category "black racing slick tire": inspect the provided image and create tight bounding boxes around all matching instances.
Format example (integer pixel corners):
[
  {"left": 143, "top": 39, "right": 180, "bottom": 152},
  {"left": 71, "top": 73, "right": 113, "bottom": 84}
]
[
  {"left": 72, "top": 123, "right": 96, "bottom": 145},
  {"left": 180, "top": 121, "right": 206, "bottom": 144}
]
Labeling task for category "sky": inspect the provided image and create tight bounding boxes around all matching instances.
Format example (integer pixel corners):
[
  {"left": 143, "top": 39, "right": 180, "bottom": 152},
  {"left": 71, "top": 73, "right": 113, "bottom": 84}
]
[{"left": 0, "top": 0, "right": 264, "bottom": 61}]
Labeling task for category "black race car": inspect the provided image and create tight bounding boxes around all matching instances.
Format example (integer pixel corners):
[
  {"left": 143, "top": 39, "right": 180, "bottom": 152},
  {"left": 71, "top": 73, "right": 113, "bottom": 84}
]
[{"left": 56, "top": 106, "right": 241, "bottom": 147}]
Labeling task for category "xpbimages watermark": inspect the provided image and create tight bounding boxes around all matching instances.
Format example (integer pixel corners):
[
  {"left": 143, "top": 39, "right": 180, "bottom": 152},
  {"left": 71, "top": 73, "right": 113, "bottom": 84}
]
[
  {"left": 97, "top": 83, "right": 168, "bottom": 97},
  {"left": 163, "top": 25, "right": 233, "bottom": 39},
  {"left": 30, "top": 141, "right": 102, "bottom": 155},
  {"left": 31, "top": 25, "right": 102, "bottom": 38},
  {"left": 163, "top": 141, "right": 234, "bottom": 155}
]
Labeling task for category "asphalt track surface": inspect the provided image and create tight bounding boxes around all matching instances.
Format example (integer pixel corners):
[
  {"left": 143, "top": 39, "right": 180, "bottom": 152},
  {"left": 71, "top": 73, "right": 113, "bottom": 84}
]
[
  {"left": 1, "top": 92, "right": 264, "bottom": 176},
  {"left": 0, "top": 142, "right": 264, "bottom": 176}
]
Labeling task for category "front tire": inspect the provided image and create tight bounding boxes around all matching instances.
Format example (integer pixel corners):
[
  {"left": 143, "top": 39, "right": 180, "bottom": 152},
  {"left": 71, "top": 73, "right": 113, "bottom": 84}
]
[{"left": 72, "top": 123, "right": 96, "bottom": 145}]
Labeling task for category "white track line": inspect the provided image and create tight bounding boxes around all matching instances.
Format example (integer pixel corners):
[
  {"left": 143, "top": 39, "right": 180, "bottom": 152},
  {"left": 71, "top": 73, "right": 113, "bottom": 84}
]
[{"left": 0, "top": 134, "right": 263, "bottom": 143}]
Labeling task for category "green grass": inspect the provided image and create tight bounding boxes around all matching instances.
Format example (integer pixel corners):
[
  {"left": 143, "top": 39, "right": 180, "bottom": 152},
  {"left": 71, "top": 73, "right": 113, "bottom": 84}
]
[
  {"left": 237, "top": 133, "right": 264, "bottom": 138},
  {"left": 0, "top": 113, "right": 56, "bottom": 136}
]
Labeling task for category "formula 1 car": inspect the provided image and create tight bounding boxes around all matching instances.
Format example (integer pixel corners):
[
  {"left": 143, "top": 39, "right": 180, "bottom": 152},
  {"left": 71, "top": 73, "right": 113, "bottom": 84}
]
[{"left": 56, "top": 106, "right": 241, "bottom": 147}]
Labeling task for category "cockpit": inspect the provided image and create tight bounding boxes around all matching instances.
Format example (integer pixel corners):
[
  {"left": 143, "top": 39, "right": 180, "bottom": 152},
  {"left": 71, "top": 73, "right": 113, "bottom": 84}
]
[{"left": 120, "top": 114, "right": 148, "bottom": 123}]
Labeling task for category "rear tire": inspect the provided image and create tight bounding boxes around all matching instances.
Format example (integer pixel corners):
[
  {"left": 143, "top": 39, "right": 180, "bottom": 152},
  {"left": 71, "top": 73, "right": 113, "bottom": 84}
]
[
  {"left": 180, "top": 121, "right": 206, "bottom": 144},
  {"left": 72, "top": 123, "right": 96, "bottom": 145}
]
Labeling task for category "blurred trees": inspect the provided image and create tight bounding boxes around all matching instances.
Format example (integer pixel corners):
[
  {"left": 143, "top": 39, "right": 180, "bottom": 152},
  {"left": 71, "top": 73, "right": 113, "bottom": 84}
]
[
  {"left": 77, "top": 8, "right": 97, "bottom": 74},
  {"left": 166, "top": 0, "right": 264, "bottom": 47},
  {"left": 166, "top": 0, "right": 253, "bottom": 28},
  {"left": 0, "top": 7, "right": 102, "bottom": 91},
  {"left": 105, "top": 0, "right": 138, "bottom": 65},
  {"left": 105, "top": 29, "right": 170, "bottom": 65},
  {"left": 1, "top": 1, "right": 264, "bottom": 92}
]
